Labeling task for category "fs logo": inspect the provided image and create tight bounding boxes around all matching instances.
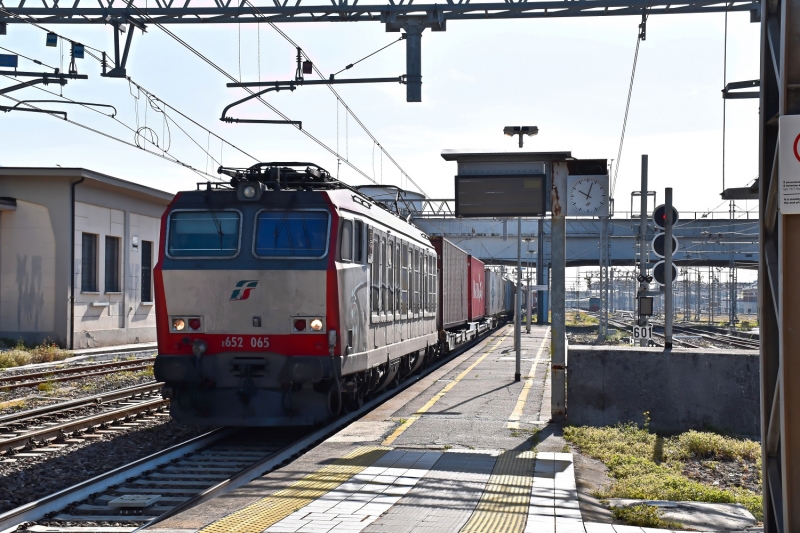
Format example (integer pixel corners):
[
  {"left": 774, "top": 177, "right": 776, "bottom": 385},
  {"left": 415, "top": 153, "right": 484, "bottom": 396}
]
[{"left": 230, "top": 280, "right": 258, "bottom": 301}]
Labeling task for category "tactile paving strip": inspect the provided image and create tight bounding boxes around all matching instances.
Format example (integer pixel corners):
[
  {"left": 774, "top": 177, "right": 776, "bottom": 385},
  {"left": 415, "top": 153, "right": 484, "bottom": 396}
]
[
  {"left": 199, "top": 446, "right": 389, "bottom": 533},
  {"left": 459, "top": 449, "right": 536, "bottom": 533}
]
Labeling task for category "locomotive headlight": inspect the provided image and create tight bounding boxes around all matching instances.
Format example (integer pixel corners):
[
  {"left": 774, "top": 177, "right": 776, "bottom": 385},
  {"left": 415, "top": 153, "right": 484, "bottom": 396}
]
[
  {"left": 310, "top": 318, "right": 323, "bottom": 331},
  {"left": 172, "top": 318, "right": 186, "bottom": 331},
  {"left": 243, "top": 185, "right": 256, "bottom": 198}
]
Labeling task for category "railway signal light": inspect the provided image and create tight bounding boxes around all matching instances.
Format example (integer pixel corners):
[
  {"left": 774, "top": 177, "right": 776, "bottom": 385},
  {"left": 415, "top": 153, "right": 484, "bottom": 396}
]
[
  {"left": 652, "top": 203, "right": 679, "bottom": 230},
  {"left": 651, "top": 202, "right": 679, "bottom": 285},
  {"left": 651, "top": 233, "right": 680, "bottom": 258},
  {"left": 652, "top": 260, "right": 678, "bottom": 286}
]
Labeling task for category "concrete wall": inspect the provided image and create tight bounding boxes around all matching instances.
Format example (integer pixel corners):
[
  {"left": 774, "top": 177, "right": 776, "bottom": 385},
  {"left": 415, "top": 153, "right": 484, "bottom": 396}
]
[{"left": 567, "top": 345, "right": 760, "bottom": 436}]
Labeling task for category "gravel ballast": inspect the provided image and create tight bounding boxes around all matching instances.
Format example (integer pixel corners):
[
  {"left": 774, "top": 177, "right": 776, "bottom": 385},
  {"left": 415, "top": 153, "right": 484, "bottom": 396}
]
[{"left": 0, "top": 417, "right": 211, "bottom": 514}]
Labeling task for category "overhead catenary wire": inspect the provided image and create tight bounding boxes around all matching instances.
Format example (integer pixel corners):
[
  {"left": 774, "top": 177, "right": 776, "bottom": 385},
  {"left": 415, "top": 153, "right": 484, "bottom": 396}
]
[
  {"left": 0, "top": 14, "right": 258, "bottom": 176},
  {"left": 0, "top": 92, "right": 223, "bottom": 182},
  {"left": 129, "top": 6, "right": 381, "bottom": 187},
  {"left": 332, "top": 37, "right": 404, "bottom": 78},
  {"left": 243, "top": 0, "right": 428, "bottom": 197},
  {"left": 610, "top": 5, "right": 652, "bottom": 198}
]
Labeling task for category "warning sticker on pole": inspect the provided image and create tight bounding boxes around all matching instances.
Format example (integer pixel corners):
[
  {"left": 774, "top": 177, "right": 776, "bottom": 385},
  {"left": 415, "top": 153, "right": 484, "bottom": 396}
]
[{"left": 780, "top": 115, "right": 800, "bottom": 214}]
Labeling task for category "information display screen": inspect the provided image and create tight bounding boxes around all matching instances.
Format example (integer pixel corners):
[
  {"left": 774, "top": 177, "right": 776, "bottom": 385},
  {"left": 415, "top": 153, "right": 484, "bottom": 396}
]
[{"left": 455, "top": 174, "right": 547, "bottom": 217}]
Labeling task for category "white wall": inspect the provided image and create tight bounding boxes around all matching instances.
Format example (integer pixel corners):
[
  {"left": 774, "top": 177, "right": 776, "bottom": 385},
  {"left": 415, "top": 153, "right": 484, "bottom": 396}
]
[{"left": 0, "top": 200, "right": 57, "bottom": 336}]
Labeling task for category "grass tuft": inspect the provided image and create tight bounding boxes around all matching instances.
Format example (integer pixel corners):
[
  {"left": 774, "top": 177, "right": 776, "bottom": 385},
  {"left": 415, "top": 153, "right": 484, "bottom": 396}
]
[
  {"left": 611, "top": 504, "right": 683, "bottom": 529},
  {"left": 563, "top": 423, "right": 763, "bottom": 520},
  {"left": 0, "top": 339, "right": 72, "bottom": 369}
]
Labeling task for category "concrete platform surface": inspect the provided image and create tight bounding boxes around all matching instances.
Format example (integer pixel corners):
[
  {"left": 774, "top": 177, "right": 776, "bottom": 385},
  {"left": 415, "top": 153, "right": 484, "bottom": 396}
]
[{"left": 141, "top": 325, "right": 752, "bottom": 533}]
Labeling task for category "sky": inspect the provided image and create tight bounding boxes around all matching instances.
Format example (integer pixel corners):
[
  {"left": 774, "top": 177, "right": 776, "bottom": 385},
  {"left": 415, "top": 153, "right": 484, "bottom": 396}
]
[{"left": 0, "top": 6, "right": 761, "bottom": 216}]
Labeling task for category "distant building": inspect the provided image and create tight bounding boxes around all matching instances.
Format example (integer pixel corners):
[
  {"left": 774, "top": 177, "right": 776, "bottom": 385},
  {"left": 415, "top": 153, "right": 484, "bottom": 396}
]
[{"left": 0, "top": 168, "right": 173, "bottom": 348}]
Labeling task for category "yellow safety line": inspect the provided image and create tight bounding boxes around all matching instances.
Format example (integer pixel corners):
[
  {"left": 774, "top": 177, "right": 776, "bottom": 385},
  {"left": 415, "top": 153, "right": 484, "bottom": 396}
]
[
  {"left": 507, "top": 327, "right": 551, "bottom": 429},
  {"left": 459, "top": 449, "right": 536, "bottom": 533},
  {"left": 382, "top": 328, "right": 511, "bottom": 446},
  {"left": 198, "top": 446, "right": 389, "bottom": 533}
]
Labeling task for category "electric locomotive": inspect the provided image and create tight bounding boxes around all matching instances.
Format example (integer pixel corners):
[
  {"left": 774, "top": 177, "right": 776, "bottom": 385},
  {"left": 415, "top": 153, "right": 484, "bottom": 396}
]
[{"left": 154, "top": 163, "right": 442, "bottom": 426}]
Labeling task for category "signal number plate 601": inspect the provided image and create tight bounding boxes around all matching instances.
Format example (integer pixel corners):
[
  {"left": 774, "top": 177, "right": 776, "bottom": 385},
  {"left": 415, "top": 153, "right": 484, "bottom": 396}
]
[{"left": 221, "top": 336, "right": 270, "bottom": 349}]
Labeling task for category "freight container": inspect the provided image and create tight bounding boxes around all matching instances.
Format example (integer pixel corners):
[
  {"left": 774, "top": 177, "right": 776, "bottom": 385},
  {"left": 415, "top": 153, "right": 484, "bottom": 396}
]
[
  {"left": 484, "top": 269, "right": 504, "bottom": 317},
  {"left": 430, "top": 237, "right": 468, "bottom": 330},
  {"left": 468, "top": 256, "right": 486, "bottom": 321}
]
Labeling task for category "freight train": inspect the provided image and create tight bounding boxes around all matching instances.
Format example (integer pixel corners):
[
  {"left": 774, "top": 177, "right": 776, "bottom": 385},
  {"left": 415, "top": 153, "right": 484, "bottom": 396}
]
[{"left": 153, "top": 163, "right": 515, "bottom": 426}]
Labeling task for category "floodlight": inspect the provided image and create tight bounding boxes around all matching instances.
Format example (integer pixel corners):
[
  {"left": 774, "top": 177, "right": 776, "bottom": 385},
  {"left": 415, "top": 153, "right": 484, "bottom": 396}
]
[{"left": 503, "top": 126, "right": 539, "bottom": 148}]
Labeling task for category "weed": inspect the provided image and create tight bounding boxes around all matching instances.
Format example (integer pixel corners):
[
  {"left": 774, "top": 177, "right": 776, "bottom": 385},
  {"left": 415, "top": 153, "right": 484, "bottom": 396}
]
[
  {"left": 443, "top": 445, "right": 452, "bottom": 450},
  {"left": 0, "top": 339, "right": 71, "bottom": 369},
  {"left": 611, "top": 504, "right": 683, "bottom": 529},
  {"left": 37, "top": 380, "right": 55, "bottom": 392},
  {"left": 398, "top": 418, "right": 408, "bottom": 425},
  {"left": 563, "top": 424, "right": 763, "bottom": 520}
]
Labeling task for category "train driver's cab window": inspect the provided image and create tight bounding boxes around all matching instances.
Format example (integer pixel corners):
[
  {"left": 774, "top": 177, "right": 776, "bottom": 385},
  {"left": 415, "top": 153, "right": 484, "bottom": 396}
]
[
  {"left": 168, "top": 211, "right": 240, "bottom": 258},
  {"left": 340, "top": 219, "right": 353, "bottom": 261},
  {"left": 255, "top": 210, "right": 329, "bottom": 258}
]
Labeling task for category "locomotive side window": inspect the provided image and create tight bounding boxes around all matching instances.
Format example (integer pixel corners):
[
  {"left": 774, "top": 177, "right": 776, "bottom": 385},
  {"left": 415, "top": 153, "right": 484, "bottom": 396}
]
[
  {"left": 387, "top": 240, "right": 395, "bottom": 314},
  {"left": 422, "top": 253, "right": 427, "bottom": 315},
  {"left": 340, "top": 219, "right": 353, "bottom": 261},
  {"left": 254, "top": 210, "right": 329, "bottom": 258},
  {"left": 395, "top": 241, "right": 401, "bottom": 315},
  {"left": 413, "top": 248, "right": 420, "bottom": 314},
  {"left": 401, "top": 242, "right": 409, "bottom": 315},
  {"left": 381, "top": 238, "right": 387, "bottom": 315},
  {"left": 168, "top": 211, "right": 240, "bottom": 258},
  {"left": 354, "top": 220, "right": 363, "bottom": 262},
  {"left": 371, "top": 230, "right": 380, "bottom": 316}
]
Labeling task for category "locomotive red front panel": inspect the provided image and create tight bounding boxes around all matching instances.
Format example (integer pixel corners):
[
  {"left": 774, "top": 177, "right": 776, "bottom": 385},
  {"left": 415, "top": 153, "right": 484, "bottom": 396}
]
[{"left": 467, "top": 256, "right": 486, "bottom": 321}]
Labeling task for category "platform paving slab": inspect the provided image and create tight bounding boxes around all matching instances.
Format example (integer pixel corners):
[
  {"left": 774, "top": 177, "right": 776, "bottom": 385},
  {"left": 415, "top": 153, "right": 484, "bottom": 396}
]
[{"left": 143, "top": 325, "right": 735, "bottom": 533}]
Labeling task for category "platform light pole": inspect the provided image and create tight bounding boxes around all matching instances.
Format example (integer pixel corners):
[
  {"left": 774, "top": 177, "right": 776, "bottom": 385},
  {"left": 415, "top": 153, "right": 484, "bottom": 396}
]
[{"left": 515, "top": 217, "right": 522, "bottom": 382}]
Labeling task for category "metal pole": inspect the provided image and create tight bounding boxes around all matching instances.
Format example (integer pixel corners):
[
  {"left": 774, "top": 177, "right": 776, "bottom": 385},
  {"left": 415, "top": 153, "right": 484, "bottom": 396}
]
[
  {"left": 638, "top": 155, "right": 649, "bottom": 346},
  {"left": 404, "top": 23, "right": 422, "bottom": 103},
  {"left": 526, "top": 246, "right": 532, "bottom": 334},
  {"left": 537, "top": 218, "right": 545, "bottom": 324},
  {"left": 664, "top": 187, "right": 674, "bottom": 349},
  {"left": 551, "top": 161, "right": 567, "bottom": 421},
  {"left": 515, "top": 217, "right": 522, "bottom": 382}
]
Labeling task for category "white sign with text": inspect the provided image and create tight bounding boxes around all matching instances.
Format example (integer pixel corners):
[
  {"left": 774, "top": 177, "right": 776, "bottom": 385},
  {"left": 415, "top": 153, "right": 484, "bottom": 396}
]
[{"left": 780, "top": 115, "right": 800, "bottom": 214}]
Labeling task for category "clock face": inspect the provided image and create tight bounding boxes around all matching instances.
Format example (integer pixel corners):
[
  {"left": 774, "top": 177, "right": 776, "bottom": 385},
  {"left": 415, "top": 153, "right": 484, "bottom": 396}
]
[{"left": 569, "top": 177, "right": 608, "bottom": 215}]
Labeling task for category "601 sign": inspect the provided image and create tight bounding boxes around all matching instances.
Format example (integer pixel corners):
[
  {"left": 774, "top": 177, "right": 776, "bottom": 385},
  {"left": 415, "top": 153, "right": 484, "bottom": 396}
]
[{"left": 632, "top": 325, "right": 653, "bottom": 342}]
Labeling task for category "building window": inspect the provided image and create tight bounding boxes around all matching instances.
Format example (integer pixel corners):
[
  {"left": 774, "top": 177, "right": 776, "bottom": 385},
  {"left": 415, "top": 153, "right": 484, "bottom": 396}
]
[
  {"left": 81, "top": 233, "right": 98, "bottom": 292},
  {"left": 141, "top": 240, "right": 153, "bottom": 302},
  {"left": 105, "top": 236, "right": 121, "bottom": 292}
]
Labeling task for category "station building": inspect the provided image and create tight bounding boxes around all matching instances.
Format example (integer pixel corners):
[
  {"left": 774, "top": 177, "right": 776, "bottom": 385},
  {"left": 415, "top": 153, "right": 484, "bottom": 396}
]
[{"left": 0, "top": 168, "right": 173, "bottom": 349}]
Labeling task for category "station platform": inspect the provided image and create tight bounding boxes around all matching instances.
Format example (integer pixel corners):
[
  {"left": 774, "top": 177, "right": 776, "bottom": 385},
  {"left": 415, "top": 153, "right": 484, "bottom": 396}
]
[{"left": 143, "top": 325, "right": 637, "bottom": 533}]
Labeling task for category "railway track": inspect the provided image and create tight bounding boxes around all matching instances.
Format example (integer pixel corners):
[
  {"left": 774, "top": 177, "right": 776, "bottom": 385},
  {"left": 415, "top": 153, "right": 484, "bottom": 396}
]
[
  {"left": 0, "top": 325, "right": 509, "bottom": 533},
  {"left": 0, "top": 382, "right": 166, "bottom": 455},
  {"left": 594, "top": 312, "right": 761, "bottom": 349},
  {"left": 0, "top": 358, "right": 156, "bottom": 391}
]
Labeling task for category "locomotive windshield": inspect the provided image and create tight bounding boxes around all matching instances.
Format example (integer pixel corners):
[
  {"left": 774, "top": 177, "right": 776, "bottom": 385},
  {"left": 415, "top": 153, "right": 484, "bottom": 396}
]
[
  {"left": 167, "top": 210, "right": 240, "bottom": 258},
  {"left": 254, "top": 210, "right": 329, "bottom": 258}
]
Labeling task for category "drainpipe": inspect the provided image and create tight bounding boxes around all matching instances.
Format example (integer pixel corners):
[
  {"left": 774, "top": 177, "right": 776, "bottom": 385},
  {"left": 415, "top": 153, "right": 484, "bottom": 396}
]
[{"left": 69, "top": 177, "right": 85, "bottom": 350}]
